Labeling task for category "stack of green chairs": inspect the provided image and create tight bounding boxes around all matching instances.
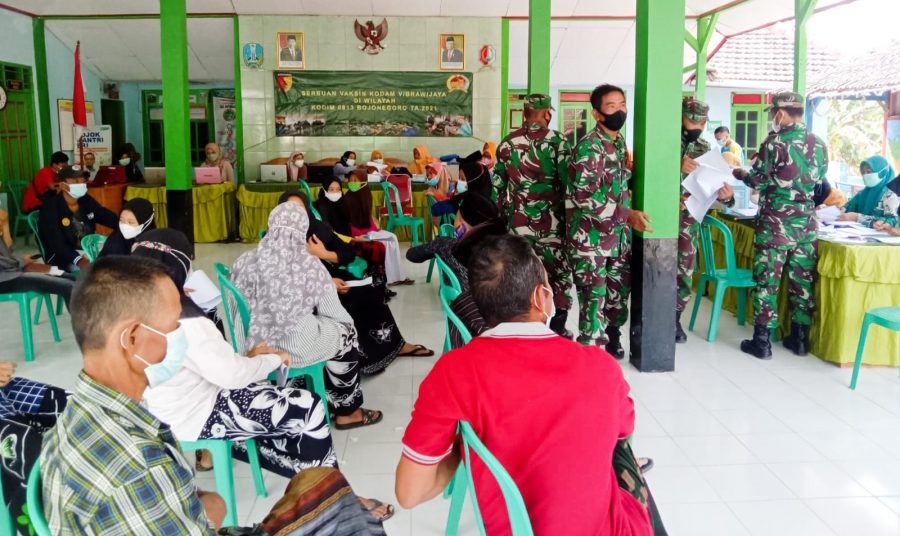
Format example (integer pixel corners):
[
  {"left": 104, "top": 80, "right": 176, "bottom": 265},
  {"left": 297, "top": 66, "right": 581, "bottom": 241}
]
[
  {"left": 80, "top": 234, "right": 107, "bottom": 263},
  {"left": 380, "top": 181, "right": 424, "bottom": 246},
  {"left": 5, "top": 180, "right": 33, "bottom": 246}
]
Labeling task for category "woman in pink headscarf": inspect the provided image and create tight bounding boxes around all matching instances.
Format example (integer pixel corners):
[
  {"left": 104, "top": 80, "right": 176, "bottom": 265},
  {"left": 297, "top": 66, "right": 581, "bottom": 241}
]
[{"left": 285, "top": 150, "right": 308, "bottom": 182}]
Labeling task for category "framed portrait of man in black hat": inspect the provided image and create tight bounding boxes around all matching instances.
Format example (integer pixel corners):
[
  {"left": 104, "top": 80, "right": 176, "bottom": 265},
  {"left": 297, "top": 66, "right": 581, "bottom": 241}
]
[
  {"left": 276, "top": 32, "right": 305, "bottom": 70},
  {"left": 439, "top": 33, "right": 465, "bottom": 71}
]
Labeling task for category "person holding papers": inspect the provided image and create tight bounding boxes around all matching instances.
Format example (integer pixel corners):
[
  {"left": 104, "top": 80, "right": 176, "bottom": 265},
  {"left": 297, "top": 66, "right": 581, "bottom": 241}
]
[
  {"left": 732, "top": 92, "right": 828, "bottom": 359},
  {"left": 678, "top": 97, "right": 734, "bottom": 343},
  {"left": 838, "top": 155, "right": 899, "bottom": 228}
]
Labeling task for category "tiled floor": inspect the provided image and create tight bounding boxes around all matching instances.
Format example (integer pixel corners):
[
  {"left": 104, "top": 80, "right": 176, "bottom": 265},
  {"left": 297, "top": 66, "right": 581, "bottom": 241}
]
[{"left": 3, "top": 241, "right": 900, "bottom": 535}]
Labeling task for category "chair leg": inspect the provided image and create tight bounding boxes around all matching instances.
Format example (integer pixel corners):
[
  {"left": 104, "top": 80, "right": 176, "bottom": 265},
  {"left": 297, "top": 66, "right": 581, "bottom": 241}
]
[
  {"left": 707, "top": 284, "right": 727, "bottom": 343},
  {"left": 736, "top": 287, "right": 747, "bottom": 326},
  {"left": 17, "top": 296, "right": 35, "bottom": 362},
  {"left": 444, "top": 466, "right": 467, "bottom": 536},
  {"left": 689, "top": 277, "right": 707, "bottom": 332},
  {"left": 208, "top": 441, "right": 238, "bottom": 528},
  {"left": 309, "top": 369, "right": 331, "bottom": 426},
  {"left": 33, "top": 295, "right": 43, "bottom": 325},
  {"left": 44, "top": 295, "right": 60, "bottom": 343},
  {"left": 849, "top": 316, "right": 873, "bottom": 390},
  {"left": 55, "top": 295, "right": 64, "bottom": 316},
  {"left": 244, "top": 438, "right": 268, "bottom": 498},
  {"left": 412, "top": 223, "right": 421, "bottom": 247},
  {"left": 426, "top": 258, "right": 436, "bottom": 283}
]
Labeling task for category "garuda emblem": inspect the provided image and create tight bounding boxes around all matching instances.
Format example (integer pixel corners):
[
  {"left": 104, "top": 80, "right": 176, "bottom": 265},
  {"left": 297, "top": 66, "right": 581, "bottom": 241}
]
[{"left": 354, "top": 19, "right": 388, "bottom": 55}]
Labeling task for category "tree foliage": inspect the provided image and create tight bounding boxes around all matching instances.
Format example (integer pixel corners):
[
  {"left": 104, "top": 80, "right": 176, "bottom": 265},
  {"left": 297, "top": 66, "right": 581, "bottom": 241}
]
[{"left": 826, "top": 99, "right": 884, "bottom": 175}]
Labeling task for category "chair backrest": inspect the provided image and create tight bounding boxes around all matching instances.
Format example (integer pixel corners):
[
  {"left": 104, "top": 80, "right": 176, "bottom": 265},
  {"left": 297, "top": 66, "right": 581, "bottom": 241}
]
[
  {"left": 439, "top": 284, "right": 472, "bottom": 345},
  {"left": 426, "top": 194, "right": 454, "bottom": 232},
  {"left": 380, "top": 181, "right": 404, "bottom": 220},
  {"left": 297, "top": 180, "right": 323, "bottom": 220},
  {"left": 26, "top": 211, "right": 47, "bottom": 260},
  {"left": 439, "top": 223, "right": 456, "bottom": 238},
  {"left": 5, "top": 180, "right": 28, "bottom": 214},
  {"left": 214, "top": 263, "right": 251, "bottom": 352},
  {"left": 26, "top": 459, "right": 50, "bottom": 536},
  {"left": 258, "top": 229, "right": 267, "bottom": 240},
  {"left": 81, "top": 234, "right": 107, "bottom": 262},
  {"left": 458, "top": 421, "right": 534, "bottom": 536},
  {"left": 434, "top": 254, "right": 462, "bottom": 294},
  {"left": 698, "top": 216, "right": 740, "bottom": 278},
  {"left": 386, "top": 174, "right": 413, "bottom": 205}
]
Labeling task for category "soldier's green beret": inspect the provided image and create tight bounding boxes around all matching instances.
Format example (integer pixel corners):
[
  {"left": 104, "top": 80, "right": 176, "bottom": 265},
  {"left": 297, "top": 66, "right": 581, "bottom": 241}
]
[
  {"left": 766, "top": 91, "right": 805, "bottom": 110},
  {"left": 524, "top": 93, "right": 554, "bottom": 110},
  {"left": 682, "top": 97, "right": 709, "bottom": 121}
]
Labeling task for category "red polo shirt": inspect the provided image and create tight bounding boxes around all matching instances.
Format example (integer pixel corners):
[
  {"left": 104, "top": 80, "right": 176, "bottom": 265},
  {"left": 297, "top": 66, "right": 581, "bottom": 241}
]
[
  {"left": 402, "top": 323, "right": 651, "bottom": 536},
  {"left": 23, "top": 166, "right": 57, "bottom": 213}
]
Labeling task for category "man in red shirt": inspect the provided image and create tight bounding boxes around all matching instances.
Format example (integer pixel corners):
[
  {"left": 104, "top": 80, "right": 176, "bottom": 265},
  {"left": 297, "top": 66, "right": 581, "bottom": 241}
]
[
  {"left": 23, "top": 151, "right": 68, "bottom": 213},
  {"left": 396, "top": 234, "right": 658, "bottom": 536}
]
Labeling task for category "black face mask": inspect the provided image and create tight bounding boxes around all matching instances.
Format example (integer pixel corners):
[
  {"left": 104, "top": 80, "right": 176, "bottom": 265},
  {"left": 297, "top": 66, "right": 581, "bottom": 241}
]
[
  {"left": 600, "top": 110, "right": 627, "bottom": 132},
  {"left": 682, "top": 127, "right": 703, "bottom": 143}
]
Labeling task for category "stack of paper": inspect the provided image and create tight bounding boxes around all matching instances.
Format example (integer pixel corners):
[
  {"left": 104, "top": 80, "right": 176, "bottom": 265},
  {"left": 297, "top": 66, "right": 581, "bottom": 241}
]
[
  {"left": 816, "top": 206, "right": 841, "bottom": 223},
  {"left": 184, "top": 270, "right": 222, "bottom": 312},
  {"left": 681, "top": 149, "right": 735, "bottom": 222}
]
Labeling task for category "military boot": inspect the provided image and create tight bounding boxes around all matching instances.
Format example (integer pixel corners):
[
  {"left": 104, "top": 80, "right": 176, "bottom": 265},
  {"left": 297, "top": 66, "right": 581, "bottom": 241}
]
[
  {"left": 605, "top": 325, "right": 625, "bottom": 360},
  {"left": 549, "top": 309, "right": 573, "bottom": 339},
  {"left": 675, "top": 312, "right": 687, "bottom": 343},
  {"left": 741, "top": 324, "right": 773, "bottom": 360},
  {"left": 783, "top": 323, "right": 809, "bottom": 356}
]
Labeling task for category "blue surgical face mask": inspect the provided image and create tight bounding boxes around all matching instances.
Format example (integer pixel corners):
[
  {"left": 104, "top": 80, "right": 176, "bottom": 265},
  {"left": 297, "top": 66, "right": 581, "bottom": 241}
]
[
  {"left": 121, "top": 322, "right": 188, "bottom": 387},
  {"left": 454, "top": 223, "right": 466, "bottom": 239},
  {"left": 862, "top": 172, "right": 881, "bottom": 188},
  {"left": 425, "top": 177, "right": 439, "bottom": 187},
  {"left": 68, "top": 183, "right": 88, "bottom": 198},
  {"left": 716, "top": 138, "right": 726, "bottom": 147},
  {"left": 456, "top": 181, "right": 468, "bottom": 194}
]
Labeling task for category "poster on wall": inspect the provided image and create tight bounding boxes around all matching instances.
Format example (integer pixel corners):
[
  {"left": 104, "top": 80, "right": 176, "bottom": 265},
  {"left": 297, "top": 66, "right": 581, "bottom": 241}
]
[
  {"left": 73, "top": 125, "right": 113, "bottom": 167},
  {"left": 274, "top": 70, "right": 473, "bottom": 137},
  {"left": 887, "top": 116, "right": 900, "bottom": 171},
  {"left": 212, "top": 91, "right": 237, "bottom": 164},
  {"left": 57, "top": 99, "right": 96, "bottom": 151}
]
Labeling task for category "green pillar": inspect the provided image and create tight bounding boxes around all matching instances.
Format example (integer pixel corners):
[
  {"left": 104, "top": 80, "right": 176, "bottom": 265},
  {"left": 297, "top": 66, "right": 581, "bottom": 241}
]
[
  {"left": 159, "top": 0, "right": 194, "bottom": 242},
  {"left": 527, "top": 0, "right": 550, "bottom": 95},
  {"left": 233, "top": 16, "right": 245, "bottom": 184},
  {"left": 500, "top": 18, "right": 510, "bottom": 136},
  {"left": 32, "top": 18, "right": 53, "bottom": 161},
  {"left": 685, "top": 13, "right": 719, "bottom": 101},
  {"left": 794, "top": 0, "right": 818, "bottom": 94},
  {"left": 629, "top": 0, "right": 686, "bottom": 373}
]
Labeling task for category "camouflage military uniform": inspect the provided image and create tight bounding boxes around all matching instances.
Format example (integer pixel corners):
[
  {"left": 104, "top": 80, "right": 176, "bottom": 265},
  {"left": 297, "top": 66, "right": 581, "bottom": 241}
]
[
  {"left": 494, "top": 122, "right": 574, "bottom": 311},
  {"left": 739, "top": 122, "right": 826, "bottom": 329},
  {"left": 566, "top": 126, "right": 632, "bottom": 346}
]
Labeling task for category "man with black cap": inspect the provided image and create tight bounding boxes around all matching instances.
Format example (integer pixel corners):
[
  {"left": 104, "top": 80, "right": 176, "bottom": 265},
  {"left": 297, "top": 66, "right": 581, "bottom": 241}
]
[
  {"left": 494, "top": 93, "right": 574, "bottom": 338},
  {"left": 677, "top": 97, "right": 734, "bottom": 343},
  {"left": 732, "top": 91, "right": 827, "bottom": 359}
]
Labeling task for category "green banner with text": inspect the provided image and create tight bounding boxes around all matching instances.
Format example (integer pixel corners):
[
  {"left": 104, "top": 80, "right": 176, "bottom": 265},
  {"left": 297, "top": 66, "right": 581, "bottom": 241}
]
[{"left": 274, "top": 70, "right": 473, "bottom": 137}]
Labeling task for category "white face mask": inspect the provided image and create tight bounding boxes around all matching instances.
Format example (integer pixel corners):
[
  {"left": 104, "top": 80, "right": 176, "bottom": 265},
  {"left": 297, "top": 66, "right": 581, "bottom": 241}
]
[
  {"left": 346, "top": 159, "right": 356, "bottom": 167},
  {"left": 119, "top": 223, "right": 143, "bottom": 240},
  {"left": 532, "top": 285, "right": 555, "bottom": 327},
  {"left": 716, "top": 138, "right": 727, "bottom": 147},
  {"left": 292, "top": 159, "right": 304, "bottom": 168},
  {"left": 325, "top": 191, "right": 342, "bottom": 202},
  {"left": 862, "top": 172, "right": 881, "bottom": 188}
]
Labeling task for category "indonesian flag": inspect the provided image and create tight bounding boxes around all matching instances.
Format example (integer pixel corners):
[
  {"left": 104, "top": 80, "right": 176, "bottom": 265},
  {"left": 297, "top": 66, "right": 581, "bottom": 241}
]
[{"left": 72, "top": 41, "right": 87, "bottom": 127}]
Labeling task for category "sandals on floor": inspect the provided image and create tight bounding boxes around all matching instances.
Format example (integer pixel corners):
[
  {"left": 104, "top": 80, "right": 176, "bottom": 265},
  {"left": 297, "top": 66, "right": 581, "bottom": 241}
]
[
  {"left": 397, "top": 344, "right": 435, "bottom": 357},
  {"left": 387, "top": 278, "right": 415, "bottom": 287},
  {"left": 195, "top": 451, "right": 213, "bottom": 472},
  {"left": 333, "top": 408, "right": 384, "bottom": 430},
  {"left": 638, "top": 457, "right": 655, "bottom": 473},
  {"left": 361, "top": 498, "right": 395, "bottom": 523}
]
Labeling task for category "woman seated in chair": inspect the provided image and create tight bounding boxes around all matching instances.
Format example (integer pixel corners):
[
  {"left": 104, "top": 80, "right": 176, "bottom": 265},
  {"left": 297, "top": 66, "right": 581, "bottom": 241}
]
[
  {"left": 37, "top": 166, "right": 117, "bottom": 272},
  {"left": 343, "top": 170, "right": 413, "bottom": 286},
  {"left": 407, "top": 145, "right": 437, "bottom": 175},
  {"left": 0, "top": 361, "right": 68, "bottom": 529},
  {"left": 0, "top": 209, "right": 76, "bottom": 307},
  {"left": 232, "top": 203, "right": 384, "bottom": 431},
  {"left": 839, "top": 155, "right": 899, "bottom": 228},
  {"left": 200, "top": 142, "right": 235, "bottom": 183},
  {"left": 286, "top": 150, "right": 308, "bottom": 182},
  {"left": 333, "top": 151, "right": 358, "bottom": 181},
  {"left": 406, "top": 193, "right": 507, "bottom": 348},
  {"left": 98, "top": 198, "right": 156, "bottom": 258},
  {"left": 137, "top": 228, "right": 337, "bottom": 475},
  {"left": 279, "top": 191, "right": 434, "bottom": 372}
]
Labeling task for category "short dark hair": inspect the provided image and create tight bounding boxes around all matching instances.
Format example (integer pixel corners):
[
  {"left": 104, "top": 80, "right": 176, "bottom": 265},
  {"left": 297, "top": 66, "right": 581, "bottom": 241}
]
[
  {"left": 589, "top": 84, "right": 625, "bottom": 112},
  {"left": 71, "top": 256, "right": 171, "bottom": 351},
  {"left": 468, "top": 234, "right": 545, "bottom": 327},
  {"left": 50, "top": 151, "right": 68, "bottom": 165},
  {"left": 714, "top": 126, "right": 730, "bottom": 135},
  {"left": 777, "top": 107, "right": 804, "bottom": 119}
]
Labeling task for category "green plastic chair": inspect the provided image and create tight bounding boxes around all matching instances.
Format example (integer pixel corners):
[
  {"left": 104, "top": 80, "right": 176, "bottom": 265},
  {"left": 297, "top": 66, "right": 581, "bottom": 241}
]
[
  {"left": 5, "top": 180, "right": 33, "bottom": 246},
  {"left": 424, "top": 195, "right": 456, "bottom": 283},
  {"left": 380, "top": 181, "right": 424, "bottom": 246},
  {"left": 179, "top": 438, "right": 266, "bottom": 527},
  {"left": 214, "top": 263, "right": 330, "bottom": 426},
  {"left": 434, "top": 255, "right": 468, "bottom": 353},
  {"left": 849, "top": 307, "right": 900, "bottom": 390},
  {"left": 0, "top": 291, "right": 60, "bottom": 361},
  {"left": 688, "top": 216, "right": 755, "bottom": 342},
  {"left": 0, "top": 463, "right": 15, "bottom": 536},
  {"left": 445, "top": 421, "right": 534, "bottom": 536},
  {"left": 297, "top": 180, "right": 323, "bottom": 221},
  {"left": 25, "top": 459, "right": 49, "bottom": 536},
  {"left": 80, "top": 234, "right": 107, "bottom": 263},
  {"left": 26, "top": 211, "right": 67, "bottom": 321}
]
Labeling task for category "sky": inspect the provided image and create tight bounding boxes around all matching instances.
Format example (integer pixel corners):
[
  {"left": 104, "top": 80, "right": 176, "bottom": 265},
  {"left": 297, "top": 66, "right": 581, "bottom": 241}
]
[{"left": 779, "top": 0, "right": 900, "bottom": 57}]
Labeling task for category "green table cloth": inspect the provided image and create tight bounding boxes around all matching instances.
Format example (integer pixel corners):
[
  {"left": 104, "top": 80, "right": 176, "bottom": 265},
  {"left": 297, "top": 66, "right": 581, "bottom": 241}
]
[
  {"left": 237, "top": 182, "right": 432, "bottom": 243},
  {"left": 124, "top": 182, "right": 237, "bottom": 243},
  {"left": 694, "top": 213, "right": 900, "bottom": 366}
]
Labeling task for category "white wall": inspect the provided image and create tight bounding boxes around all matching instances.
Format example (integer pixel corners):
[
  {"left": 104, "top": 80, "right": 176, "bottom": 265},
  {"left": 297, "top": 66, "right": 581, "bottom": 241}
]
[{"left": 238, "top": 15, "right": 501, "bottom": 181}]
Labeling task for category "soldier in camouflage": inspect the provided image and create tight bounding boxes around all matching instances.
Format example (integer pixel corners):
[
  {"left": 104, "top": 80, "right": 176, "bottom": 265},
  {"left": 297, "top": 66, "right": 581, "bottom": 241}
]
[
  {"left": 566, "top": 84, "right": 653, "bottom": 351},
  {"left": 677, "top": 98, "right": 735, "bottom": 343},
  {"left": 494, "top": 93, "right": 575, "bottom": 337},
  {"left": 733, "top": 91, "right": 826, "bottom": 359}
]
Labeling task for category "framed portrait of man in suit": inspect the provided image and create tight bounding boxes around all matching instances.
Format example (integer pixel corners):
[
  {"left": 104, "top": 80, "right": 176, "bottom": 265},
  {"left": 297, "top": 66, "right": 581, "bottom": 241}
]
[
  {"left": 439, "top": 33, "right": 465, "bottom": 71},
  {"left": 276, "top": 32, "right": 305, "bottom": 70}
]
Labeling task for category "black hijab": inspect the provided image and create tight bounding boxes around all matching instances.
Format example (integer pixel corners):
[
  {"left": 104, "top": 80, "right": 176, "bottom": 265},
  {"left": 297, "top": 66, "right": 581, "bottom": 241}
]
[
  {"left": 314, "top": 177, "right": 352, "bottom": 235},
  {"left": 98, "top": 198, "right": 157, "bottom": 258},
  {"left": 459, "top": 151, "right": 493, "bottom": 199},
  {"left": 339, "top": 151, "right": 355, "bottom": 166},
  {"left": 130, "top": 228, "right": 205, "bottom": 318},
  {"left": 278, "top": 190, "right": 335, "bottom": 240}
]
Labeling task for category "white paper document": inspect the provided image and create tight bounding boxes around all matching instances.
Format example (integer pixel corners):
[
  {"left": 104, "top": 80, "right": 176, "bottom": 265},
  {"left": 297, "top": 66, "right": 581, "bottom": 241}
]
[
  {"left": 816, "top": 206, "right": 841, "bottom": 223},
  {"left": 681, "top": 149, "right": 734, "bottom": 222},
  {"left": 185, "top": 270, "right": 222, "bottom": 312},
  {"left": 872, "top": 236, "right": 900, "bottom": 245},
  {"left": 344, "top": 277, "right": 373, "bottom": 288}
]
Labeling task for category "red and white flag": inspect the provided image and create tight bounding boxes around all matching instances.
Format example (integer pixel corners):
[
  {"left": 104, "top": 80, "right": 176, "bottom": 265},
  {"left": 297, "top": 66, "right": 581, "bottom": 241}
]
[{"left": 72, "top": 41, "right": 87, "bottom": 127}]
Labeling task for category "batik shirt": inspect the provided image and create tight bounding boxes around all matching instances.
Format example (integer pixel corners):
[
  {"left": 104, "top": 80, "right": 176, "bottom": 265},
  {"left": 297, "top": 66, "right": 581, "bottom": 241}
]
[
  {"left": 493, "top": 123, "right": 572, "bottom": 243},
  {"left": 566, "top": 126, "right": 632, "bottom": 257},
  {"left": 739, "top": 123, "right": 827, "bottom": 246},
  {"left": 40, "top": 372, "right": 213, "bottom": 535}
]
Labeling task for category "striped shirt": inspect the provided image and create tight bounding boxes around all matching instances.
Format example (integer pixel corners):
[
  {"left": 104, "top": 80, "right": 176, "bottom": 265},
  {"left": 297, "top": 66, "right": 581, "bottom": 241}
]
[{"left": 40, "top": 372, "right": 213, "bottom": 535}]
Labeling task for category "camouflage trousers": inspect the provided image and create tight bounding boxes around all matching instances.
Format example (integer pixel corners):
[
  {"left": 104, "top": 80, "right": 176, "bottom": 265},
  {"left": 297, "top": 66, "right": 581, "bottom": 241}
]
[
  {"left": 676, "top": 217, "right": 700, "bottom": 313},
  {"left": 752, "top": 238, "right": 818, "bottom": 329},
  {"left": 572, "top": 249, "right": 631, "bottom": 346},
  {"left": 521, "top": 235, "right": 574, "bottom": 311}
]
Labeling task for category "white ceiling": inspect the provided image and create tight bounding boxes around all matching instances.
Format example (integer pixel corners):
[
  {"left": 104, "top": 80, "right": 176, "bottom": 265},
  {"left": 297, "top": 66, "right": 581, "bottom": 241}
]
[{"left": 22, "top": 0, "right": 857, "bottom": 84}]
